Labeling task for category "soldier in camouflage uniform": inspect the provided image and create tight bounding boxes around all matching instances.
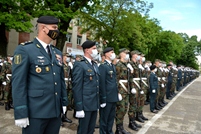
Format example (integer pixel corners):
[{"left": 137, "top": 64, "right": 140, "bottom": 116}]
[
  {"left": 169, "top": 62, "right": 177, "bottom": 98},
  {"left": 0, "top": 56, "right": 5, "bottom": 106},
  {"left": 115, "top": 48, "right": 131, "bottom": 134},
  {"left": 1, "top": 55, "right": 13, "bottom": 110},
  {"left": 136, "top": 53, "right": 148, "bottom": 123},
  {"left": 127, "top": 50, "right": 142, "bottom": 131},
  {"left": 62, "top": 53, "right": 73, "bottom": 123}
]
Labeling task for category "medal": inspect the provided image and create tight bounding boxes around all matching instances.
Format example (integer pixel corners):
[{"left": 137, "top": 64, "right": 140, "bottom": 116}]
[
  {"left": 90, "top": 74, "right": 92, "bottom": 80},
  {"left": 36, "top": 67, "right": 42, "bottom": 73},
  {"left": 45, "top": 66, "right": 50, "bottom": 72},
  {"left": 109, "top": 71, "right": 113, "bottom": 78}
]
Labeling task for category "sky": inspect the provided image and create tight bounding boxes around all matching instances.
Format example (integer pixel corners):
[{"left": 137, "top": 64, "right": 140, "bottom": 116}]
[{"left": 147, "top": 0, "right": 201, "bottom": 40}]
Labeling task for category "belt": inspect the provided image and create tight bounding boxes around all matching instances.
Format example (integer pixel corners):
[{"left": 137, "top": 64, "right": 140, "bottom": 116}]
[
  {"left": 133, "top": 78, "right": 140, "bottom": 89},
  {"left": 64, "top": 78, "right": 71, "bottom": 81},
  {"left": 6, "top": 74, "right": 12, "bottom": 81},
  {"left": 119, "top": 80, "right": 128, "bottom": 92},
  {"left": 133, "top": 78, "right": 148, "bottom": 87}
]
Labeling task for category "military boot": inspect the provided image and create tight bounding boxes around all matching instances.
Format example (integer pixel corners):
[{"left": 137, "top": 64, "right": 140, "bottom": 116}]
[
  {"left": 155, "top": 102, "right": 162, "bottom": 110},
  {"left": 162, "top": 98, "right": 168, "bottom": 105},
  {"left": 62, "top": 112, "right": 72, "bottom": 123},
  {"left": 136, "top": 112, "right": 144, "bottom": 123},
  {"left": 128, "top": 118, "right": 138, "bottom": 131},
  {"left": 132, "top": 118, "right": 142, "bottom": 128},
  {"left": 158, "top": 100, "right": 165, "bottom": 107},
  {"left": 0, "top": 102, "right": 4, "bottom": 106},
  {"left": 115, "top": 124, "right": 131, "bottom": 134},
  {"left": 140, "top": 111, "right": 148, "bottom": 121},
  {"left": 5, "top": 102, "right": 10, "bottom": 110},
  {"left": 9, "top": 101, "right": 14, "bottom": 109}
]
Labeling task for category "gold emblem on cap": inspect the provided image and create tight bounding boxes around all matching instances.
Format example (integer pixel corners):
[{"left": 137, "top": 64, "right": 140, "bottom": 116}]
[
  {"left": 36, "top": 67, "right": 42, "bottom": 73},
  {"left": 45, "top": 66, "right": 50, "bottom": 72}
]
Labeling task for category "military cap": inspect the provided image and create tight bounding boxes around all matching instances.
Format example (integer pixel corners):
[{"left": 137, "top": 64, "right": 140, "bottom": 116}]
[
  {"left": 37, "top": 16, "right": 59, "bottom": 24},
  {"left": 150, "top": 65, "right": 156, "bottom": 70},
  {"left": 7, "top": 54, "right": 12, "bottom": 57},
  {"left": 167, "top": 64, "right": 172, "bottom": 67},
  {"left": 82, "top": 40, "right": 96, "bottom": 49},
  {"left": 103, "top": 47, "right": 114, "bottom": 54},
  {"left": 119, "top": 48, "right": 129, "bottom": 53},
  {"left": 139, "top": 53, "right": 145, "bottom": 57}
]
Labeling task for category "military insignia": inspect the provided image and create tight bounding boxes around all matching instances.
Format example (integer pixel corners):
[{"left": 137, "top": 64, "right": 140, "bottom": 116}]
[
  {"left": 36, "top": 67, "right": 42, "bottom": 73},
  {"left": 109, "top": 71, "right": 113, "bottom": 78},
  {"left": 90, "top": 74, "right": 92, "bottom": 80},
  {"left": 55, "top": 54, "right": 62, "bottom": 66},
  {"left": 45, "top": 66, "right": 50, "bottom": 72},
  {"left": 37, "top": 56, "right": 44, "bottom": 59},
  {"left": 14, "top": 54, "right": 22, "bottom": 65},
  {"left": 36, "top": 44, "right": 41, "bottom": 48},
  {"left": 88, "top": 69, "right": 93, "bottom": 72}
]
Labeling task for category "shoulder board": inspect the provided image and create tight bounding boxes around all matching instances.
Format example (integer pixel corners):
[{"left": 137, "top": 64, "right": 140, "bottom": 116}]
[{"left": 20, "top": 41, "right": 32, "bottom": 46}]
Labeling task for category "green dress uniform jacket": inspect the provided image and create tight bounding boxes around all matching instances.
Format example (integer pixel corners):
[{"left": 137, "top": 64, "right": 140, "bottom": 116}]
[{"left": 12, "top": 38, "right": 68, "bottom": 120}]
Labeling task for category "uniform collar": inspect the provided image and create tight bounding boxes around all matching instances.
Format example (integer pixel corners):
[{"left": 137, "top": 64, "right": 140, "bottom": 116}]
[
  {"left": 84, "top": 56, "right": 92, "bottom": 65},
  {"left": 36, "top": 37, "right": 50, "bottom": 52}
]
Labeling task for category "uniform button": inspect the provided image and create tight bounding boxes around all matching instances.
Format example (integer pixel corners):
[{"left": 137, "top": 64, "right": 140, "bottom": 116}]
[
  {"left": 97, "top": 92, "right": 99, "bottom": 94},
  {"left": 97, "top": 86, "right": 99, "bottom": 88},
  {"left": 55, "top": 92, "right": 57, "bottom": 95},
  {"left": 42, "top": 63, "right": 44, "bottom": 65},
  {"left": 53, "top": 72, "right": 56, "bottom": 75},
  {"left": 52, "top": 64, "right": 54, "bottom": 66},
  {"left": 55, "top": 82, "right": 57, "bottom": 85},
  {"left": 97, "top": 80, "right": 98, "bottom": 82}
]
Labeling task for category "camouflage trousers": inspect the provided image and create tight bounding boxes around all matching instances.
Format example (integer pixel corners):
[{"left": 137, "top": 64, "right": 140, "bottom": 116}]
[
  {"left": 159, "top": 86, "right": 166, "bottom": 100},
  {"left": 128, "top": 93, "right": 138, "bottom": 118},
  {"left": 67, "top": 89, "right": 73, "bottom": 107},
  {"left": 3, "top": 83, "right": 12, "bottom": 103},
  {"left": 116, "top": 94, "right": 129, "bottom": 125},
  {"left": 170, "top": 82, "right": 176, "bottom": 92},
  {"left": 137, "top": 84, "right": 148, "bottom": 112}
]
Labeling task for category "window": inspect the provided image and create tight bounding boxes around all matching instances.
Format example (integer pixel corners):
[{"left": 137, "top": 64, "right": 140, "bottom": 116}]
[
  {"left": 77, "top": 36, "right": 82, "bottom": 45},
  {"left": 66, "top": 34, "right": 72, "bottom": 42}
]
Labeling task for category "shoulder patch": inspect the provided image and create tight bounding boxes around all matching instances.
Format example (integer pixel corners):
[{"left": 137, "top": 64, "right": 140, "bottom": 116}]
[
  {"left": 14, "top": 54, "right": 22, "bottom": 65},
  {"left": 20, "top": 41, "right": 33, "bottom": 46}
]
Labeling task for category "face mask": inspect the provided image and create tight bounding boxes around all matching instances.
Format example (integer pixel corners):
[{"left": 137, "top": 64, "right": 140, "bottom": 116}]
[
  {"left": 154, "top": 68, "right": 157, "bottom": 72},
  {"left": 110, "top": 53, "right": 116, "bottom": 60},
  {"left": 66, "top": 57, "right": 70, "bottom": 62},
  {"left": 72, "top": 59, "right": 75, "bottom": 63},
  {"left": 94, "top": 54, "right": 100, "bottom": 60},
  {"left": 10, "top": 57, "right": 13, "bottom": 61},
  {"left": 124, "top": 54, "right": 130, "bottom": 61},
  {"left": 4, "top": 61, "right": 7, "bottom": 63},
  {"left": 136, "top": 56, "right": 141, "bottom": 61},
  {"left": 142, "top": 57, "right": 145, "bottom": 62},
  {"left": 45, "top": 26, "right": 60, "bottom": 40},
  {"left": 0, "top": 59, "right": 1, "bottom": 62},
  {"left": 90, "top": 49, "right": 98, "bottom": 58}
]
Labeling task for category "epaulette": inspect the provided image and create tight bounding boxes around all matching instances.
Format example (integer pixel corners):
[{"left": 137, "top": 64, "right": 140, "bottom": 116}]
[{"left": 20, "top": 41, "right": 33, "bottom": 46}]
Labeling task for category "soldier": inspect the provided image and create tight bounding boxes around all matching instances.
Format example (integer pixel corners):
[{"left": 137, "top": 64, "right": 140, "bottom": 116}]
[
  {"left": 115, "top": 48, "right": 131, "bottom": 134},
  {"left": 128, "top": 50, "right": 143, "bottom": 131},
  {"left": 169, "top": 62, "right": 177, "bottom": 98},
  {"left": 149, "top": 65, "right": 158, "bottom": 113},
  {"left": 177, "top": 65, "right": 182, "bottom": 91},
  {"left": 136, "top": 53, "right": 148, "bottom": 123},
  {"left": 166, "top": 64, "right": 173, "bottom": 100},
  {"left": 99, "top": 47, "right": 119, "bottom": 134},
  {"left": 12, "top": 16, "right": 68, "bottom": 134},
  {"left": 0, "top": 55, "right": 5, "bottom": 106},
  {"left": 61, "top": 53, "right": 73, "bottom": 123},
  {"left": 2, "top": 54, "right": 13, "bottom": 110},
  {"left": 72, "top": 40, "right": 100, "bottom": 134}
]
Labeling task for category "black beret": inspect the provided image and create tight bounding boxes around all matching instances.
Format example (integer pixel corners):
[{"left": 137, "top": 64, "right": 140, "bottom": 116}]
[
  {"left": 103, "top": 47, "right": 114, "bottom": 54},
  {"left": 150, "top": 65, "right": 156, "bottom": 71},
  {"left": 82, "top": 40, "right": 96, "bottom": 49},
  {"left": 167, "top": 64, "right": 172, "bottom": 67},
  {"left": 37, "top": 16, "right": 59, "bottom": 24}
]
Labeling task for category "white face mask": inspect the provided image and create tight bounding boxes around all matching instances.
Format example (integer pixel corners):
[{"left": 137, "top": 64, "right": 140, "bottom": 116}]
[
  {"left": 125, "top": 54, "right": 130, "bottom": 61},
  {"left": 66, "top": 57, "right": 70, "bottom": 62},
  {"left": 72, "top": 59, "right": 75, "bottom": 63},
  {"left": 90, "top": 49, "right": 98, "bottom": 58},
  {"left": 136, "top": 56, "right": 141, "bottom": 61},
  {"left": 110, "top": 53, "right": 116, "bottom": 60},
  {"left": 10, "top": 57, "right": 13, "bottom": 61},
  {"left": 142, "top": 57, "right": 145, "bottom": 62},
  {"left": 154, "top": 68, "right": 157, "bottom": 72}
]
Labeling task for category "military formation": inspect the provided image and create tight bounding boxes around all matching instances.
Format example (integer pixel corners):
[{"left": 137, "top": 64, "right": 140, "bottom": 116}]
[{"left": 0, "top": 15, "right": 200, "bottom": 134}]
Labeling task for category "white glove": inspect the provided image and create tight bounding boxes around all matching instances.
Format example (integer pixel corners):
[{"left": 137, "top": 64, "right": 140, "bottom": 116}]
[
  {"left": 140, "top": 90, "right": 144, "bottom": 94},
  {"left": 161, "top": 84, "right": 165, "bottom": 88},
  {"left": 2, "top": 82, "right": 6, "bottom": 86},
  {"left": 118, "top": 93, "right": 122, "bottom": 101},
  {"left": 127, "top": 63, "right": 134, "bottom": 72},
  {"left": 64, "top": 78, "right": 68, "bottom": 81},
  {"left": 138, "top": 64, "right": 144, "bottom": 70},
  {"left": 15, "top": 118, "right": 29, "bottom": 128},
  {"left": 131, "top": 88, "right": 136, "bottom": 94},
  {"left": 152, "top": 89, "right": 156, "bottom": 93},
  {"left": 100, "top": 103, "right": 106, "bottom": 108},
  {"left": 62, "top": 106, "right": 67, "bottom": 114},
  {"left": 75, "top": 110, "right": 85, "bottom": 118}
]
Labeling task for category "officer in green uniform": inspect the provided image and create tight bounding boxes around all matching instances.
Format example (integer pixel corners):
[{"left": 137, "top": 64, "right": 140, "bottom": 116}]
[
  {"left": 2, "top": 54, "right": 13, "bottom": 110},
  {"left": 115, "top": 48, "right": 131, "bottom": 134},
  {"left": 99, "top": 47, "right": 119, "bottom": 134},
  {"left": 61, "top": 53, "right": 72, "bottom": 123},
  {"left": 72, "top": 40, "right": 100, "bottom": 134},
  {"left": 12, "top": 16, "right": 68, "bottom": 134}
]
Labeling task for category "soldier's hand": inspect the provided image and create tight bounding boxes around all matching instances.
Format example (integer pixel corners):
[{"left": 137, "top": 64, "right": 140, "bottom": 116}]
[
  {"left": 152, "top": 89, "right": 156, "bottom": 93},
  {"left": 15, "top": 118, "right": 29, "bottom": 128},
  {"left": 100, "top": 103, "right": 106, "bottom": 108},
  {"left": 140, "top": 90, "right": 144, "bottom": 94},
  {"left": 118, "top": 93, "right": 122, "bottom": 101},
  {"left": 75, "top": 110, "right": 85, "bottom": 118},
  {"left": 2, "top": 81, "right": 6, "bottom": 85},
  {"left": 161, "top": 84, "right": 165, "bottom": 88},
  {"left": 62, "top": 106, "right": 67, "bottom": 114},
  {"left": 131, "top": 88, "right": 136, "bottom": 94}
]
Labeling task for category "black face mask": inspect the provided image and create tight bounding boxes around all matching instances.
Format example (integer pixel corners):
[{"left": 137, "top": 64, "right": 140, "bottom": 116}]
[{"left": 47, "top": 29, "right": 60, "bottom": 40}]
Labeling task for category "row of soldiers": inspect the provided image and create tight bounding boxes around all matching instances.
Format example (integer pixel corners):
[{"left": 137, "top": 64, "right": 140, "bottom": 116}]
[
  {"left": 62, "top": 46, "right": 199, "bottom": 134},
  {"left": 0, "top": 55, "right": 13, "bottom": 110}
]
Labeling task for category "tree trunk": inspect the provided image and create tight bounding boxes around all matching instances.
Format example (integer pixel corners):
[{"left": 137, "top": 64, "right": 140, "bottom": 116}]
[{"left": 0, "top": 23, "right": 8, "bottom": 57}]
